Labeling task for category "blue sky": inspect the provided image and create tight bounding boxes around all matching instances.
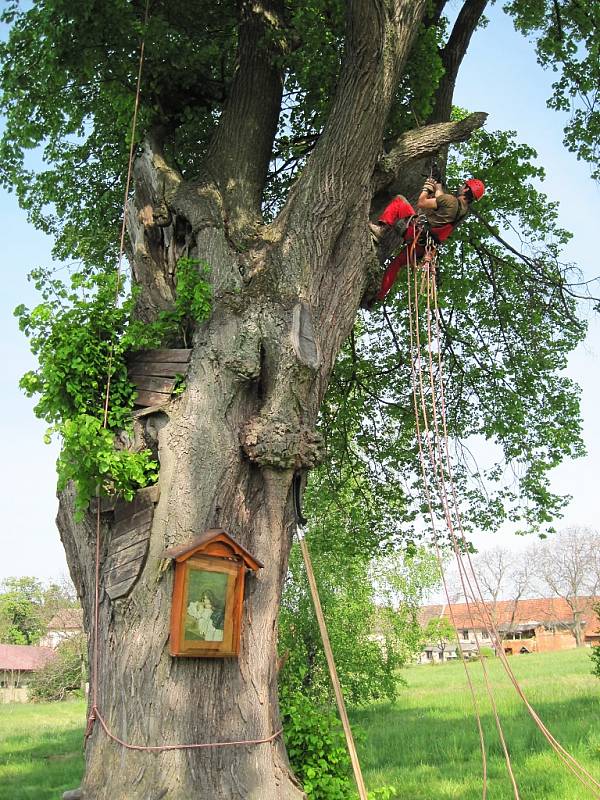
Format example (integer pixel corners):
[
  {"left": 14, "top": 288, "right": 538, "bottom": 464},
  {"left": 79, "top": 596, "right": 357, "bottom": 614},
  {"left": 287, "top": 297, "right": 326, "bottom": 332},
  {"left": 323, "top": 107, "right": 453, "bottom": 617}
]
[{"left": 0, "top": 5, "right": 599, "bottom": 581}]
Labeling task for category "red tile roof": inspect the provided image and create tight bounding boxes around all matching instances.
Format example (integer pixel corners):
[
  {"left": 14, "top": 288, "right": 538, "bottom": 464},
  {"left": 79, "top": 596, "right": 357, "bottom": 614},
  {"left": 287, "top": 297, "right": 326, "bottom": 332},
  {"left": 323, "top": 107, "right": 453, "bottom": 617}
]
[
  {"left": 419, "top": 597, "right": 600, "bottom": 637},
  {"left": 0, "top": 644, "right": 56, "bottom": 671}
]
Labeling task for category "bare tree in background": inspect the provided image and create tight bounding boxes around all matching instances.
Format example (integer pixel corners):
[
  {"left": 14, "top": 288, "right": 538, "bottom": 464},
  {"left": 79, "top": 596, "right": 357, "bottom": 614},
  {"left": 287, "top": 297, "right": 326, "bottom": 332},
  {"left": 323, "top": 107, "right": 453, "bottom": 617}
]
[
  {"left": 532, "top": 527, "right": 600, "bottom": 647},
  {"left": 470, "top": 546, "right": 535, "bottom": 640}
]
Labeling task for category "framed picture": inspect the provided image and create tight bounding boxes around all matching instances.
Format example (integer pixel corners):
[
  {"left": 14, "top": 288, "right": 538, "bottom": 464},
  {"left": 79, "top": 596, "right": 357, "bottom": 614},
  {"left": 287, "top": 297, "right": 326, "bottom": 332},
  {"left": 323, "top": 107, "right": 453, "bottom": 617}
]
[{"left": 164, "top": 529, "right": 262, "bottom": 658}]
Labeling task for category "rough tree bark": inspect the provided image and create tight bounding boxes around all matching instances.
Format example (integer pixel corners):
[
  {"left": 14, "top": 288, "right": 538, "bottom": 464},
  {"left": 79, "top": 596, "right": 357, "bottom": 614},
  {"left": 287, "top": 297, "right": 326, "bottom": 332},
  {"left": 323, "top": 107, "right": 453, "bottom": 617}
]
[{"left": 56, "top": 1, "right": 486, "bottom": 797}]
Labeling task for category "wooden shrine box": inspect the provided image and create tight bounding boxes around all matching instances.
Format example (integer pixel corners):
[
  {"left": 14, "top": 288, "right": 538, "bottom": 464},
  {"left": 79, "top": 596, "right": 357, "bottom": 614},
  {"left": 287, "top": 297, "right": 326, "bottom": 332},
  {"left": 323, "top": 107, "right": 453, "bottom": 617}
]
[{"left": 162, "top": 530, "right": 262, "bottom": 658}]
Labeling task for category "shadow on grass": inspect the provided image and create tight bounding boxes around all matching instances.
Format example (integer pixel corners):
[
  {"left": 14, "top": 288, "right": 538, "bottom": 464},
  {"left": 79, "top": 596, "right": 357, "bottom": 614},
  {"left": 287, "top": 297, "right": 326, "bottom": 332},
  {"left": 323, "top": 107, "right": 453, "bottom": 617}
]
[
  {"left": 0, "top": 725, "right": 85, "bottom": 800},
  {"left": 352, "top": 694, "right": 600, "bottom": 800}
]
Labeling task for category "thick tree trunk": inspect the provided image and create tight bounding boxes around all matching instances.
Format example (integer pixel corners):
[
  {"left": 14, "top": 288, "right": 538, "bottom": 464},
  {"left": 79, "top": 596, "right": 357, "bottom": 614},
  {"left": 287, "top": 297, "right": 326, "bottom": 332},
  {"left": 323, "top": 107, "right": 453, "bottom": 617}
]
[
  {"left": 60, "top": 276, "right": 307, "bottom": 799},
  {"left": 55, "top": 1, "right": 488, "bottom": 795}
]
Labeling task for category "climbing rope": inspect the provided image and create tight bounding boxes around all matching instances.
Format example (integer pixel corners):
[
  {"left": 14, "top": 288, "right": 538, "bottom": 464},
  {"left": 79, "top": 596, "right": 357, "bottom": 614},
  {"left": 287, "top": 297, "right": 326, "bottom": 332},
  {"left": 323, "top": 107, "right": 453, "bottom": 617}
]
[
  {"left": 297, "top": 531, "right": 369, "bottom": 800},
  {"left": 406, "top": 237, "right": 513, "bottom": 799},
  {"left": 89, "top": 0, "right": 151, "bottom": 736},
  {"left": 403, "top": 236, "right": 600, "bottom": 797},
  {"left": 425, "top": 264, "right": 600, "bottom": 797}
]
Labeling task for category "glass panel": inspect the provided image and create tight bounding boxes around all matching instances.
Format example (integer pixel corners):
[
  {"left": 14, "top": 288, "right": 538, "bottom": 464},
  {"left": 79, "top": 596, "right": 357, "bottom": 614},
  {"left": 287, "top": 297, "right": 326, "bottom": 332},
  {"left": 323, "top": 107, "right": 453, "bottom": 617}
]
[{"left": 184, "top": 567, "right": 229, "bottom": 642}]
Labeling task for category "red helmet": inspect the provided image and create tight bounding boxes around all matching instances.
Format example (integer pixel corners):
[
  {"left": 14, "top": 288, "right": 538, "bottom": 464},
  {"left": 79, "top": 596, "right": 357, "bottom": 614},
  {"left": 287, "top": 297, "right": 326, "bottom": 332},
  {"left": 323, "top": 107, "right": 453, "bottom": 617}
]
[{"left": 464, "top": 178, "right": 485, "bottom": 201}]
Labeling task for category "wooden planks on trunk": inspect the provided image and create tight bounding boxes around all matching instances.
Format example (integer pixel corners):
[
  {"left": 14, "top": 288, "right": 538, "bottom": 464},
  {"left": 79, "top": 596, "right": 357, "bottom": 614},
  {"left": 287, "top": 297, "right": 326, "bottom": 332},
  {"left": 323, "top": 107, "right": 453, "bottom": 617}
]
[
  {"left": 127, "top": 348, "right": 192, "bottom": 409},
  {"left": 103, "top": 485, "right": 160, "bottom": 601}
]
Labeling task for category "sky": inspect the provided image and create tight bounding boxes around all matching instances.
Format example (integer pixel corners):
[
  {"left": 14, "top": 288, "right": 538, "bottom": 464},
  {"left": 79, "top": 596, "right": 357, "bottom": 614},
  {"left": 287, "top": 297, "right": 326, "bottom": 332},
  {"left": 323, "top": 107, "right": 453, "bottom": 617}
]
[{"left": 0, "top": 5, "right": 599, "bottom": 583}]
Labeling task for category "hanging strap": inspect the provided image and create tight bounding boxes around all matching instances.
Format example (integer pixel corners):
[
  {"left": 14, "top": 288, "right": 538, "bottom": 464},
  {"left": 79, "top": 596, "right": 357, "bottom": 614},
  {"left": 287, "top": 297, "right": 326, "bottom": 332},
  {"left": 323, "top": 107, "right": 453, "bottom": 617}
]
[{"left": 298, "top": 534, "right": 369, "bottom": 800}]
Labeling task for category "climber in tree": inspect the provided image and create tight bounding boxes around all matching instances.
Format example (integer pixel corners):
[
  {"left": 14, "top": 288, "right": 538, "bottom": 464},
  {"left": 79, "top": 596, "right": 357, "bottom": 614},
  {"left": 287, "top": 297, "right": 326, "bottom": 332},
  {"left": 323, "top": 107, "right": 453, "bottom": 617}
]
[{"left": 369, "top": 177, "right": 485, "bottom": 302}]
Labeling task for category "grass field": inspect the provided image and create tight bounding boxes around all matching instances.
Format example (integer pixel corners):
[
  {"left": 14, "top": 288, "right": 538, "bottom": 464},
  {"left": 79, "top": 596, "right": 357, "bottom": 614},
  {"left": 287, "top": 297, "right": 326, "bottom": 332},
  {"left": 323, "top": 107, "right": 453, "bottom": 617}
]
[
  {"left": 0, "top": 649, "right": 598, "bottom": 799},
  {"left": 354, "top": 648, "right": 600, "bottom": 799},
  {"left": 0, "top": 699, "right": 86, "bottom": 800}
]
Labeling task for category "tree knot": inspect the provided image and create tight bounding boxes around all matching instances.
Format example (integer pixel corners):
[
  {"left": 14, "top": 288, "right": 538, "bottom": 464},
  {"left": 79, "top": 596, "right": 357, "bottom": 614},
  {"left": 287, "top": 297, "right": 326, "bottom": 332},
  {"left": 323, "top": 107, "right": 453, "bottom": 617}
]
[{"left": 240, "top": 416, "right": 323, "bottom": 470}]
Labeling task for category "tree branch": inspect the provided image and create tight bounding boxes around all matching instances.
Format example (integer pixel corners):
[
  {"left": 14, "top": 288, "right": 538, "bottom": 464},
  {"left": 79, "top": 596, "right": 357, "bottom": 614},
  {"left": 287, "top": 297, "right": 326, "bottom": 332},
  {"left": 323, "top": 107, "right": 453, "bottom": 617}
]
[
  {"left": 429, "top": 0, "right": 489, "bottom": 124},
  {"left": 282, "top": 0, "right": 429, "bottom": 236},
  {"left": 373, "top": 112, "right": 488, "bottom": 193},
  {"left": 204, "top": 0, "right": 285, "bottom": 234}
]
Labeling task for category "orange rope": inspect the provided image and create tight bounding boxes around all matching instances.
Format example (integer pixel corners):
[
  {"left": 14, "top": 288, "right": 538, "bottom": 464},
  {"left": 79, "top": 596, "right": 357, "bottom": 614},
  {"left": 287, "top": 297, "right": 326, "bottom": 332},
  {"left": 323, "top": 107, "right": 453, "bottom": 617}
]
[
  {"left": 407, "top": 240, "right": 511, "bottom": 796},
  {"left": 405, "top": 238, "right": 600, "bottom": 797},
  {"left": 427, "top": 268, "right": 600, "bottom": 797},
  {"left": 405, "top": 244, "right": 489, "bottom": 799},
  {"left": 410, "top": 250, "right": 520, "bottom": 797}
]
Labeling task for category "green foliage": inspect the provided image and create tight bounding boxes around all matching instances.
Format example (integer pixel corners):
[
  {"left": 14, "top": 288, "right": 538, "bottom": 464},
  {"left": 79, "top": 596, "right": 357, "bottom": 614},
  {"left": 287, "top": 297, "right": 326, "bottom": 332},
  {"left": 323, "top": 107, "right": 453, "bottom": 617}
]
[
  {"left": 325, "top": 125, "right": 587, "bottom": 542},
  {"left": 0, "top": 577, "right": 78, "bottom": 646},
  {"left": 505, "top": 0, "right": 600, "bottom": 178},
  {"left": 157, "top": 256, "right": 213, "bottom": 347},
  {"left": 0, "top": 577, "right": 45, "bottom": 645},
  {"left": 280, "top": 689, "right": 353, "bottom": 800},
  {"left": 279, "top": 533, "right": 439, "bottom": 707},
  {"left": 0, "top": 0, "right": 593, "bottom": 536},
  {"left": 28, "top": 635, "right": 87, "bottom": 702},
  {"left": 0, "top": 1, "right": 236, "bottom": 267},
  {"left": 422, "top": 616, "right": 456, "bottom": 651},
  {"left": 15, "top": 269, "right": 137, "bottom": 429},
  {"left": 56, "top": 414, "right": 159, "bottom": 516},
  {"left": 15, "top": 258, "right": 211, "bottom": 513}
]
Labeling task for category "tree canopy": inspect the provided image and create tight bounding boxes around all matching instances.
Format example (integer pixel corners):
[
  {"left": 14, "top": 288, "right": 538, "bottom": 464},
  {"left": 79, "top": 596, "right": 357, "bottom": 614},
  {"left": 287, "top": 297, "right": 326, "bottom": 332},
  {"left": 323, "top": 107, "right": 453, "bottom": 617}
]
[{"left": 2, "top": 0, "right": 597, "bottom": 542}]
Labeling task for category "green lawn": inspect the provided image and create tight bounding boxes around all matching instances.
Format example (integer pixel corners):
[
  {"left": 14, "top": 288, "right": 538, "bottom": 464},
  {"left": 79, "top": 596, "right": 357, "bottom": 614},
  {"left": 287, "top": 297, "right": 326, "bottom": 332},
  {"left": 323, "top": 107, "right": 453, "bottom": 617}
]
[
  {"left": 0, "top": 650, "right": 598, "bottom": 799},
  {"left": 0, "top": 699, "right": 85, "bottom": 800},
  {"left": 353, "top": 648, "right": 600, "bottom": 799}
]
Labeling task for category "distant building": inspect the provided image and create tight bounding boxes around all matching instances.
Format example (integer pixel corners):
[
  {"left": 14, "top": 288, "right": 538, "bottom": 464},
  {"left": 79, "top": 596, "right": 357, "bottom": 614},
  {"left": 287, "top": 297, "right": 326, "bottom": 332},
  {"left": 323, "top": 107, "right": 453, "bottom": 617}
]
[
  {"left": 418, "top": 597, "right": 600, "bottom": 662},
  {"left": 39, "top": 608, "right": 84, "bottom": 649},
  {"left": 0, "top": 644, "right": 56, "bottom": 702}
]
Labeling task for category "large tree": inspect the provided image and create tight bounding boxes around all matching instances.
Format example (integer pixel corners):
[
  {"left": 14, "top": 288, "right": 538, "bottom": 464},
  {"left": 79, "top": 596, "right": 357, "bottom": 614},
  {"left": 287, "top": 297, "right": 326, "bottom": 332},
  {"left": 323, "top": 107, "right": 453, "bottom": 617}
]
[{"left": 2, "top": 0, "right": 599, "bottom": 797}]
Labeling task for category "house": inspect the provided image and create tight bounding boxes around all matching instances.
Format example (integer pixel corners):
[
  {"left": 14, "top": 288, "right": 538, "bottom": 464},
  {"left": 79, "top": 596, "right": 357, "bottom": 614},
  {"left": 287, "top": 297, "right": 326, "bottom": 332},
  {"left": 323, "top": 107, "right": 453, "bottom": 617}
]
[
  {"left": 418, "top": 597, "right": 600, "bottom": 661},
  {"left": 39, "top": 608, "right": 84, "bottom": 649},
  {"left": 416, "top": 605, "right": 482, "bottom": 664},
  {"left": 0, "top": 644, "right": 56, "bottom": 702}
]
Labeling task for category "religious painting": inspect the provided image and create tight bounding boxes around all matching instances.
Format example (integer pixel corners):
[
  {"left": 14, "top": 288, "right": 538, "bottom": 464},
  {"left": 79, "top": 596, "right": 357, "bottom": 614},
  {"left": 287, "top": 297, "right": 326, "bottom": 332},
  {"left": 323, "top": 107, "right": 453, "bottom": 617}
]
[
  {"left": 170, "top": 554, "right": 240, "bottom": 657},
  {"left": 184, "top": 568, "right": 228, "bottom": 642},
  {"left": 164, "top": 528, "right": 263, "bottom": 658}
]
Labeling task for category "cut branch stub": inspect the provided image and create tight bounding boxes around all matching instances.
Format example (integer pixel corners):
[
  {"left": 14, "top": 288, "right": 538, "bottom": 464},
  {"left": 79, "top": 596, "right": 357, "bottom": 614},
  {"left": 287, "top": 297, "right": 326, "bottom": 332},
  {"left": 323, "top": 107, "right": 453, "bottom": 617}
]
[{"left": 373, "top": 112, "right": 488, "bottom": 193}]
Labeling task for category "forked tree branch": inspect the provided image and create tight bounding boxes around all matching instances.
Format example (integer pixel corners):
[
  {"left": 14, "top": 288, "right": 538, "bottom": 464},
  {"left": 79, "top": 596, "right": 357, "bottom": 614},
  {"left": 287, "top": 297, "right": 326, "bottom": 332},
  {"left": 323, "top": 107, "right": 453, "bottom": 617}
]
[
  {"left": 275, "top": 0, "right": 431, "bottom": 268},
  {"left": 429, "top": 0, "right": 489, "bottom": 123}
]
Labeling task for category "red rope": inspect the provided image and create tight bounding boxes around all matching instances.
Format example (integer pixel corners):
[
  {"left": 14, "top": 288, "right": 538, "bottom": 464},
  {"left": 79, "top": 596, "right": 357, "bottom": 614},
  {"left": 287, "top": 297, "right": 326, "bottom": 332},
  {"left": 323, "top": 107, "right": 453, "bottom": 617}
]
[{"left": 93, "top": 707, "right": 282, "bottom": 752}]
